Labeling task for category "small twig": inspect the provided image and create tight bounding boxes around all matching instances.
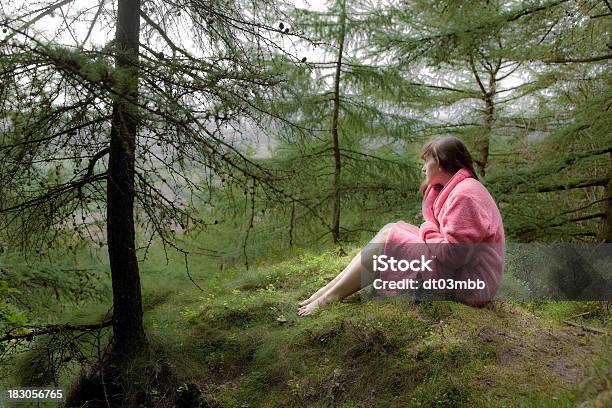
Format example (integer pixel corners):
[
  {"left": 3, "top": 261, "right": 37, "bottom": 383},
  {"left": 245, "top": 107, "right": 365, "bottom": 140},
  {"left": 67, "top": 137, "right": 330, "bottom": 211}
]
[
  {"left": 562, "top": 320, "right": 607, "bottom": 334},
  {"left": 570, "top": 312, "right": 591, "bottom": 318},
  {"left": 184, "top": 252, "right": 204, "bottom": 292},
  {"left": 546, "top": 330, "right": 561, "bottom": 341},
  {"left": 101, "top": 370, "right": 111, "bottom": 408}
]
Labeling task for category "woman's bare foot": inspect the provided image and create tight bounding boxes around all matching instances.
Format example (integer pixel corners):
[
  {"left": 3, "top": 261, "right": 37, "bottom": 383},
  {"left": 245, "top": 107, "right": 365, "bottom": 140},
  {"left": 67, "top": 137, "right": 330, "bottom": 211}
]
[
  {"left": 298, "top": 282, "right": 336, "bottom": 307},
  {"left": 297, "top": 294, "right": 337, "bottom": 316},
  {"left": 297, "top": 299, "right": 322, "bottom": 316},
  {"left": 298, "top": 291, "right": 324, "bottom": 307}
]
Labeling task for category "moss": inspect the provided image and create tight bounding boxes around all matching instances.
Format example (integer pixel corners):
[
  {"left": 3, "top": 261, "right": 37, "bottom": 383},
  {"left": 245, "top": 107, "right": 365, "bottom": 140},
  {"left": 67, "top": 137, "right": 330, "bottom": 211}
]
[
  {"left": 417, "top": 300, "right": 455, "bottom": 321},
  {"left": 141, "top": 248, "right": 608, "bottom": 407},
  {"left": 5, "top": 242, "right": 609, "bottom": 408}
]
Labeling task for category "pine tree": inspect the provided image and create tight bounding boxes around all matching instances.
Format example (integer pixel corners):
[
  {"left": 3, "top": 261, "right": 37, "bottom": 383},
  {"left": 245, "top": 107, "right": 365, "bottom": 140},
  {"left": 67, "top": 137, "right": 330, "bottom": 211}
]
[
  {"left": 259, "top": 0, "right": 426, "bottom": 247},
  {"left": 0, "top": 0, "right": 293, "bottom": 396},
  {"left": 370, "top": 0, "right": 611, "bottom": 242}
]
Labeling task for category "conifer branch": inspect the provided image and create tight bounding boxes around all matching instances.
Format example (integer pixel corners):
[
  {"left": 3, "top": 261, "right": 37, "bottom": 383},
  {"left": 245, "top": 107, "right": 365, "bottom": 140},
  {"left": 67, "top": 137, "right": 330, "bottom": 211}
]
[
  {"left": 543, "top": 54, "right": 612, "bottom": 63},
  {"left": 0, "top": 320, "right": 112, "bottom": 343}
]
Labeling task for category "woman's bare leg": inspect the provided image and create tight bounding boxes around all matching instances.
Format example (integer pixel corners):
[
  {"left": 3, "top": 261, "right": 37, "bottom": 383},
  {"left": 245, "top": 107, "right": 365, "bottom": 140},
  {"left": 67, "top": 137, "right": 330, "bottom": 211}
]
[
  {"left": 298, "top": 223, "right": 395, "bottom": 307},
  {"left": 297, "top": 224, "right": 394, "bottom": 316},
  {"left": 298, "top": 251, "right": 363, "bottom": 307}
]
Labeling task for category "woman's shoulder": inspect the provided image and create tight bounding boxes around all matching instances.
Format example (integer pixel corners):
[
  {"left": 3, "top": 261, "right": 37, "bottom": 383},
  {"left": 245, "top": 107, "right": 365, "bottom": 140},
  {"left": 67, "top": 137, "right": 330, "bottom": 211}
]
[
  {"left": 446, "top": 178, "right": 504, "bottom": 225},
  {"left": 449, "top": 177, "right": 492, "bottom": 200}
]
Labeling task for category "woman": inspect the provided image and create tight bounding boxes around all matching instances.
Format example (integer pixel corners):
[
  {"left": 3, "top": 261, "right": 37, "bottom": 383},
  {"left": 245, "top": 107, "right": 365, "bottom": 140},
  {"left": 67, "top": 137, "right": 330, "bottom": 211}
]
[{"left": 297, "top": 136, "right": 505, "bottom": 316}]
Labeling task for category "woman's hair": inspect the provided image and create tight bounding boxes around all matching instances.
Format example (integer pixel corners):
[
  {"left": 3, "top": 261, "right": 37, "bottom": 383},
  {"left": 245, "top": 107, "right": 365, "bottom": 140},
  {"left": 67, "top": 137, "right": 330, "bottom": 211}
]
[{"left": 419, "top": 136, "right": 479, "bottom": 197}]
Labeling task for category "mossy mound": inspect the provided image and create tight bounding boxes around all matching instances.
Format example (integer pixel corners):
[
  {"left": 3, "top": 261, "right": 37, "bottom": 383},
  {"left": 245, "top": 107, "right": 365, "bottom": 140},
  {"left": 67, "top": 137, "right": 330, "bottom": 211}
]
[{"left": 135, "top": 247, "right": 610, "bottom": 407}]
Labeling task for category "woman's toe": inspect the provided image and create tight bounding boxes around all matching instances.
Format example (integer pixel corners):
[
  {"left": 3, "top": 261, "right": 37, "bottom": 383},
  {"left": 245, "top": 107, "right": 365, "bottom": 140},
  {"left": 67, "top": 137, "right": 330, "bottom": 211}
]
[{"left": 298, "top": 305, "right": 311, "bottom": 316}]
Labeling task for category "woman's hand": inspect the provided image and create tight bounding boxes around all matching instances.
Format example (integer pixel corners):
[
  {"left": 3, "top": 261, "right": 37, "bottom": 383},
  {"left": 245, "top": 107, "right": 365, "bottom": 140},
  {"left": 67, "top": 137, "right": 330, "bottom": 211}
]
[{"left": 422, "top": 184, "right": 443, "bottom": 225}]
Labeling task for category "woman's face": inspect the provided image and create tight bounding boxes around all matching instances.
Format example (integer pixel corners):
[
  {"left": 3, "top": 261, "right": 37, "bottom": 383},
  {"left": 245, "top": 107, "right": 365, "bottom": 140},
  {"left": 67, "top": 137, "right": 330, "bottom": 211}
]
[{"left": 422, "top": 155, "right": 443, "bottom": 185}]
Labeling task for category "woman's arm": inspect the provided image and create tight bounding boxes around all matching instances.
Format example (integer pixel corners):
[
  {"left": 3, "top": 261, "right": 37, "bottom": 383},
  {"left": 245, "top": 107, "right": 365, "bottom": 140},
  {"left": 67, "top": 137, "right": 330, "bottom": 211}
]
[
  {"left": 419, "top": 193, "right": 492, "bottom": 271},
  {"left": 419, "top": 193, "right": 491, "bottom": 244}
]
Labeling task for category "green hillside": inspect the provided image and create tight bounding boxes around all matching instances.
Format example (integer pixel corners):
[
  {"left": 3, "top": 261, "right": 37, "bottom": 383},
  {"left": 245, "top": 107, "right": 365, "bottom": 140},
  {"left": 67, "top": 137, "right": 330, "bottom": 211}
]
[{"left": 4, "top": 244, "right": 608, "bottom": 407}]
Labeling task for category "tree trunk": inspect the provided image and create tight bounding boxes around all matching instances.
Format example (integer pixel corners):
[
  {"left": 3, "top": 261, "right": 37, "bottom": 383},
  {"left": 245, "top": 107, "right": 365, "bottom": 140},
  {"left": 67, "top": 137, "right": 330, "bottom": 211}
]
[
  {"left": 330, "top": 0, "right": 346, "bottom": 245},
  {"left": 289, "top": 200, "right": 295, "bottom": 248},
  {"left": 107, "top": 0, "right": 146, "bottom": 353},
  {"left": 480, "top": 94, "right": 494, "bottom": 177},
  {"left": 603, "top": 152, "right": 612, "bottom": 243},
  {"left": 468, "top": 55, "right": 496, "bottom": 178}
]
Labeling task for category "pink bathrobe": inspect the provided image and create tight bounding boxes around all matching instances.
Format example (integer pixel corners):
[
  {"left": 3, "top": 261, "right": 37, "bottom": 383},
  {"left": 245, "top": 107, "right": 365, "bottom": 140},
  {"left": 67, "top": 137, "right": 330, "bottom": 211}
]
[{"left": 381, "top": 168, "right": 505, "bottom": 306}]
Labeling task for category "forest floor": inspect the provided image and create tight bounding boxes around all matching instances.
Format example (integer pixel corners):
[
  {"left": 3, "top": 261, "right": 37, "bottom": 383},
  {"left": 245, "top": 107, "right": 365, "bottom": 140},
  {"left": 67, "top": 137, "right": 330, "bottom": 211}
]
[
  {"left": 4, "top": 245, "right": 611, "bottom": 407},
  {"left": 132, "top": 246, "right": 611, "bottom": 407}
]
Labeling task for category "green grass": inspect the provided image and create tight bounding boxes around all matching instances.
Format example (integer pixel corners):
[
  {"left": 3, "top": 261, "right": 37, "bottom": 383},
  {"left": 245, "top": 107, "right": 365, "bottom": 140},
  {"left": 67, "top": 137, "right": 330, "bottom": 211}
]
[
  {"left": 2, "top": 240, "right": 611, "bottom": 407},
  {"left": 132, "top": 244, "right": 611, "bottom": 408}
]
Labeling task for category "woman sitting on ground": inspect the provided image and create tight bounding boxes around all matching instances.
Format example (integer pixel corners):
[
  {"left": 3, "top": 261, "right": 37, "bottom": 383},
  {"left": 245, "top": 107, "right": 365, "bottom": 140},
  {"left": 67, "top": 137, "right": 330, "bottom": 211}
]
[{"left": 297, "top": 136, "right": 505, "bottom": 316}]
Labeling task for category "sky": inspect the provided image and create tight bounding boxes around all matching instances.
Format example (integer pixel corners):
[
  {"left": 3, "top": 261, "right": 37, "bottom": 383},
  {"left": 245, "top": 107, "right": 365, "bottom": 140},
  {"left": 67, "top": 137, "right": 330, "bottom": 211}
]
[{"left": 1, "top": 1, "right": 327, "bottom": 56}]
